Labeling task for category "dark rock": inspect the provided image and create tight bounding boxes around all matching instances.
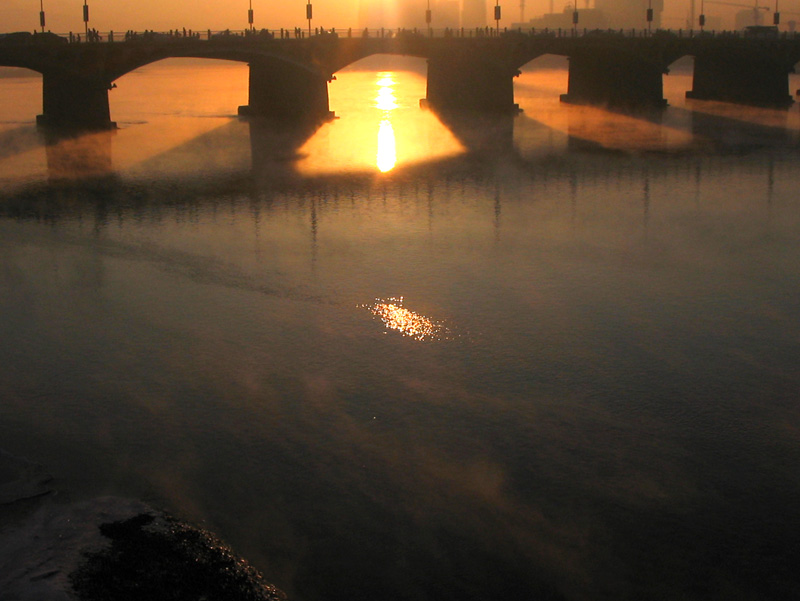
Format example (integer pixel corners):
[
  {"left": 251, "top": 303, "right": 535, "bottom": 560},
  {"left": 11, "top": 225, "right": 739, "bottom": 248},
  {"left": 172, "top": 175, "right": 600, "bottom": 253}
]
[{"left": 70, "top": 512, "right": 286, "bottom": 601}]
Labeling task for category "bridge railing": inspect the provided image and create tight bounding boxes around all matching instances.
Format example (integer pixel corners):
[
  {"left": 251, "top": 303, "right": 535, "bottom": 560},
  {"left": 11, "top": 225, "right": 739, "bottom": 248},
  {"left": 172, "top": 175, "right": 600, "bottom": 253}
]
[{"left": 8, "top": 26, "right": 800, "bottom": 45}]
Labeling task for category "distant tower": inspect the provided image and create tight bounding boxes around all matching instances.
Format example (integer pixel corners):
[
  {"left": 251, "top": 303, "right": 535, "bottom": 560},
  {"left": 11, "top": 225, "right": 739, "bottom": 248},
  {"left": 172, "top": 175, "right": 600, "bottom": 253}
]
[
  {"left": 359, "top": 0, "right": 391, "bottom": 27},
  {"left": 462, "top": 0, "right": 487, "bottom": 27},
  {"left": 399, "top": 0, "right": 429, "bottom": 28},
  {"left": 360, "top": 0, "right": 432, "bottom": 29},
  {"left": 595, "top": 0, "right": 662, "bottom": 29},
  {"left": 437, "top": 0, "right": 461, "bottom": 27}
]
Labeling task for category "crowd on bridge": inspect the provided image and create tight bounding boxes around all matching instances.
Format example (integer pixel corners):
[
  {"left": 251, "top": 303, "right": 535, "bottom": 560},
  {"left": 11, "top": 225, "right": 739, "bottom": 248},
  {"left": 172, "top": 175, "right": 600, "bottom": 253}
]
[
  {"left": 66, "top": 28, "right": 102, "bottom": 43},
  {"left": 8, "top": 24, "right": 800, "bottom": 47}
]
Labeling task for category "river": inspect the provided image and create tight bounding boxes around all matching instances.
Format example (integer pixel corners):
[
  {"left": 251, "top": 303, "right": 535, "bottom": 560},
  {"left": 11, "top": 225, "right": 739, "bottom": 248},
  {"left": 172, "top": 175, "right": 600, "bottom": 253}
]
[{"left": 1, "top": 55, "right": 799, "bottom": 601}]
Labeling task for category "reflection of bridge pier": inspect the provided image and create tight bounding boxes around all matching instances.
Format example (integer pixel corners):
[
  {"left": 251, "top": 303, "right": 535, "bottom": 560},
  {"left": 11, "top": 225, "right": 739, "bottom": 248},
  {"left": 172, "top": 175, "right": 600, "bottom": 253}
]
[
  {"left": 431, "top": 110, "right": 516, "bottom": 155},
  {"left": 248, "top": 119, "right": 323, "bottom": 183},
  {"left": 44, "top": 129, "right": 115, "bottom": 181}
]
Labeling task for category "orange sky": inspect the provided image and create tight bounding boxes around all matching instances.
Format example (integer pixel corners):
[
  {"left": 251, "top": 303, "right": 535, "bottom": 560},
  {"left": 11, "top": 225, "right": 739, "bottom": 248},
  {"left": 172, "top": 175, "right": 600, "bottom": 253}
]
[
  {"left": 1, "top": 1, "right": 794, "bottom": 35},
  {"left": 1, "top": 0, "right": 358, "bottom": 33}
]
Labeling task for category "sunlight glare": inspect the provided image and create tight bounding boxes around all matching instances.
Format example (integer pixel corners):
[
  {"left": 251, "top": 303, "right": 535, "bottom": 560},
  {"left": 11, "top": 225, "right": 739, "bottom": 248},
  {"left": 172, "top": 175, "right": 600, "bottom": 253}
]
[
  {"left": 375, "top": 72, "right": 398, "bottom": 172},
  {"left": 376, "top": 120, "right": 397, "bottom": 173},
  {"left": 376, "top": 86, "right": 399, "bottom": 111},
  {"left": 375, "top": 72, "right": 398, "bottom": 111},
  {"left": 295, "top": 67, "right": 465, "bottom": 175},
  {"left": 362, "top": 297, "right": 447, "bottom": 341}
]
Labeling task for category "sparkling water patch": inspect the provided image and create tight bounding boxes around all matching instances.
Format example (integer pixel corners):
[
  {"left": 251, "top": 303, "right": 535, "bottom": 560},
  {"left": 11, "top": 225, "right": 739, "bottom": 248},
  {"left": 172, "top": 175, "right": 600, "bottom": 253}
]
[{"left": 362, "top": 297, "right": 449, "bottom": 341}]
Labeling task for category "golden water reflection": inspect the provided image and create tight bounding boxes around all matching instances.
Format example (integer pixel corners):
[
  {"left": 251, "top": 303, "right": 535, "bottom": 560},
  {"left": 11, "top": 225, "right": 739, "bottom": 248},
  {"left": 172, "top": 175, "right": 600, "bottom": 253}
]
[
  {"left": 375, "top": 72, "right": 398, "bottom": 173},
  {"left": 363, "top": 297, "right": 447, "bottom": 341},
  {"left": 375, "top": 73, "right": 399, "bottom": 112},
  {"left": 296, "top": 67, "right": 463, "bottom": 175},
  {"left": 377, "top": 120, "right": 397, "bottom": 173}
]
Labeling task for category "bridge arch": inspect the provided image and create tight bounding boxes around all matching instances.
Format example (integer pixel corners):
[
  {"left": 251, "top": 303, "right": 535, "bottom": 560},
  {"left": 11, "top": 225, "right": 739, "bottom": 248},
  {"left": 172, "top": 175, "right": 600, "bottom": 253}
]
[
  {"left": 103, "top": 43, "right": 326, "bottom": 84},
  {"left": 7, "top": 35, "right": 800, "bottom": 130},
  {"left": 514, "top": 54, "right": 570, "bottom": 108},
  {"left": 664, "top": 55, "right": 695, "bottom": 106},
  {"left": 101, "top": 42, "right": 336, "bottom": 123},
  {"left": 111, "top": 58, "right": 249, "bottom": 122},
  {"left": 0, "top": 67, "right": 43, "bottom": 127}
]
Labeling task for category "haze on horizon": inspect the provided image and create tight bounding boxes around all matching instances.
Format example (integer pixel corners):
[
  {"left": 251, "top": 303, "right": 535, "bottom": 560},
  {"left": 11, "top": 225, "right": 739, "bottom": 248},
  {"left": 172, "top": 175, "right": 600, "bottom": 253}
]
[{"left": 4, "top": 0, "right": 791, "bottom": 36}]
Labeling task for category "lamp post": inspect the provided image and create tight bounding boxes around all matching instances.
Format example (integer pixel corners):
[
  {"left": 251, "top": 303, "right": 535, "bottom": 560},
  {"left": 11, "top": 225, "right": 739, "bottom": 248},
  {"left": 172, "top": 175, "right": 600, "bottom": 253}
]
[
  {"left": 647, "top": 0, "right": 653, "bottom": 33},
  {"left": 306, "top": 1, "right": 313, "bottom": 36},
  {"left": 248, "top": 0, "right": 254, "bottom": 31},
  {"left": 495, "top": 0, "right": 501, "bottom": 35},
  {"left": 426, "top": 0, "right": 432, "bottom": 37},
  {"left": 83, "top": 0, "right": 89, "bottom": 37},
  {"left": 39, "top": 0, "right": 45, "bottom": 32},
  {"left": 774, "top": 0, "right": 781, "bottom": 25},
  {"left": 699, "top": 0, "right": 705, "bottom": 31}
]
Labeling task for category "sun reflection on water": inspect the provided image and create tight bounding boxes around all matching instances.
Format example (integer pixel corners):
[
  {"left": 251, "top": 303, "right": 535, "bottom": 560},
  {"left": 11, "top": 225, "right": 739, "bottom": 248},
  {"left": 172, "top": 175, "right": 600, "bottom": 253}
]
[
  {"left": 375, "top": 74, "right": 399, "bottom": 112},
  {"left": 295, "top": 66, "right": 464, "bottom": 175},
  {"left": 376, "top": 120, "right": 396, "bottom": 173},
  {"left": 362, "top": 297, "right": 447, "bottom": 341},
  {"left": 375, "top": 72, "right": 398, "bottom": 172}
]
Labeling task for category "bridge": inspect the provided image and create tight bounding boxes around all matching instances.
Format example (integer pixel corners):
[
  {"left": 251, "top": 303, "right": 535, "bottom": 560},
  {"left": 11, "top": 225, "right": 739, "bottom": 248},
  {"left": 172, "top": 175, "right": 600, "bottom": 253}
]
[{"left": 1, "top": 29, "right": 800, "bottom": 130}]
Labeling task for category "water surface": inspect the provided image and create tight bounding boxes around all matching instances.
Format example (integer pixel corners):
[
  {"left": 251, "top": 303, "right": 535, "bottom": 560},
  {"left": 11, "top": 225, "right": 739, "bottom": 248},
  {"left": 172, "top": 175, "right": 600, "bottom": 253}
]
[{"left": 1, "top": 57, "right": 800, "bottom": 601}]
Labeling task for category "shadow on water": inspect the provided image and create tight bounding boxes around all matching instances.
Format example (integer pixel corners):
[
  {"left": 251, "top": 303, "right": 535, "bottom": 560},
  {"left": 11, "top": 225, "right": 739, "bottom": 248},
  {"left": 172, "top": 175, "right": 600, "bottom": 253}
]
[
  {"left": 42, "top": 129, "right": 117, "bottom": 183},
  {"left": 248, "top": 118, "right": 330, "bottom": 185},
  {"left": 430, "top": 110, "right": 516, "bottom": 155},
  {"left": 0, "top": 125, "right": 43, "bottom": 162},
  {"left": 680, "top": 102, "right": 799, "bottom": 152},
  {"left": 3, "top": 101, "right": 800, "bottom": 225},
  {"left": 425, "top": 108, "right": 635, "bottom": 166}
]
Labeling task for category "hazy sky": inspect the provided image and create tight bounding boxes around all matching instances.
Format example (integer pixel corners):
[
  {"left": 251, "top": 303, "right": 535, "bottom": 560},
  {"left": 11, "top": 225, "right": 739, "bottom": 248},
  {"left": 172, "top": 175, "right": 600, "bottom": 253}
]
[{"left": 1, "top": 1, "right": 797, "bottom": 34}]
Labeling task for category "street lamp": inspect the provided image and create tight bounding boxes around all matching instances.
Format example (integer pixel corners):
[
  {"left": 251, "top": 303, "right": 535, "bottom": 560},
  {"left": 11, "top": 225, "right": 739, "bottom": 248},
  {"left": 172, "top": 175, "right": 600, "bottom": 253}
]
[
  {"left": 306, "top": 1, "right": 313, "bottom": 36},
  {"left": 495, "top": 0, "right": 501, "bottom": 35},
  {"left": 647, "top": 0, "right": 653, "bottom": 33},
  {"left": 774, "top": 0, "right": 781, "bottom": 25},
  {"left": 699, "top": 0, "right": 705, "bottom": 31},
  {"left": 39, "top": 0, "right": 45, "bottom": 32},
  {"left": 426, "top": 0, "right": 432, "bottom": 37},
  {"left": 83, "top": 0, "right": 89, "bottom": 37},
  {"left": 248, "top": 0, "right": 254, "bottom": 31}
]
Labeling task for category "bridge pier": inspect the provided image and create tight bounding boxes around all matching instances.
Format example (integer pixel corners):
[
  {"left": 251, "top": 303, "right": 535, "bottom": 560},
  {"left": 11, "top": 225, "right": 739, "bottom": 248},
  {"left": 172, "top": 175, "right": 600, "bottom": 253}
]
[
  {"left": 238, "top": 58, "right": 333, "bottom": 123},
  {"left": 425, "top": 55, "right": 519, "bottom": 113},
  {"left": 37, "top": 72, "right": 115, "bottom": 130},
  {"left": 560, "top": 50, "right": 667, "bottom": 109},
  {"left": 687, "top": 47, "right": 794, "bottom": 107}
]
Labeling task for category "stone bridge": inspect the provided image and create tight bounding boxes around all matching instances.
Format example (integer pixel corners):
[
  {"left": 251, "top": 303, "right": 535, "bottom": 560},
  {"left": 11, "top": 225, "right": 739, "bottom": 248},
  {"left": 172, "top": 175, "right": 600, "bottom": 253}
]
[{"left": 1, "top": 31, "right": 800, "bottom": 130}]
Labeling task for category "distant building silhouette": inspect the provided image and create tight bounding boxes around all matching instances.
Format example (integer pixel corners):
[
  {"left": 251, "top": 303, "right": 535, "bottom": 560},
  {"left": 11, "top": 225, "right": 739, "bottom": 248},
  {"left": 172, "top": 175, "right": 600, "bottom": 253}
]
[
  {"left": 734, "top": 7, "right": 765, "bottom": 29},
  {"left": 516, "top": 0, "right": 664, "bottom": 31},
  {"left": 596, "top": 0, "right": 663, "bottom": 29},
  {"left": 438, "top": 1, "right": 461, "bottom": 27},
  {"left": 358, "top": 0, "right": 468, "bottom": 29},
  {"left": 358, "top": 0, "right": 390, "bottom": 28},
  {"left": 359, "top": 0, "right": 423, "bottom": 28},
  {"left": 462, "top": 0, "right": 487, "bottom": 27}
]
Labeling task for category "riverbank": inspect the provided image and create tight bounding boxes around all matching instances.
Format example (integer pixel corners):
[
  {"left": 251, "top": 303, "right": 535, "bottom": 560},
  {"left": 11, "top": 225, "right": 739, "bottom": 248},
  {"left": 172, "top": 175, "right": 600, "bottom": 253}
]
[{"left": 0, "top": 450, "right": 285, "bottom": 601}]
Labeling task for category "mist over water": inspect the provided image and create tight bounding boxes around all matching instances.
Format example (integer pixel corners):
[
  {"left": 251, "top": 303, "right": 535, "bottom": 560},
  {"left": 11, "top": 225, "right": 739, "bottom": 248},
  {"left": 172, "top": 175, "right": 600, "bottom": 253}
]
[{"left": 2, "top": 57, "right": 800, "bottom": 601}]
